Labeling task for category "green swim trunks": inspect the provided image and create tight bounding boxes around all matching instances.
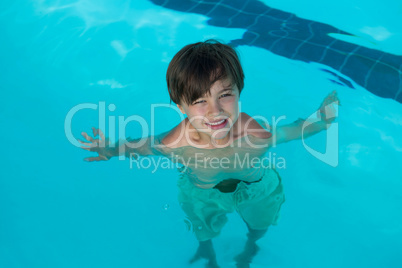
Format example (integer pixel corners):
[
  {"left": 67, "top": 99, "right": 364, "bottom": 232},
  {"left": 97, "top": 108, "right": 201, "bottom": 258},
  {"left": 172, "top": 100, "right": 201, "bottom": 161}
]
[{"left": 177, "top": 168, "right": 285, "bottom": 241}]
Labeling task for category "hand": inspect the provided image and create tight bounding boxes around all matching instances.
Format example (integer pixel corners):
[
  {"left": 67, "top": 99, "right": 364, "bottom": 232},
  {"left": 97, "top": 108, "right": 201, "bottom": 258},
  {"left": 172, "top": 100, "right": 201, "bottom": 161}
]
[
  {"left": 317, "top": 90, "right": 340, "bottom": 124},
  {"left": 79, "top": 127, "right": 113, "bottom": 162}
]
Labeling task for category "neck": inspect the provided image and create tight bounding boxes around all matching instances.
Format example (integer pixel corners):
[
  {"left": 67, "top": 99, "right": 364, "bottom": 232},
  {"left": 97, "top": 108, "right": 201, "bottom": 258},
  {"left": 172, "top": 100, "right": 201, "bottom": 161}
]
[
  {"left": 191, "top": 124, "right": 245, "bottom": 149},
  {"left": 194, "top": 132, "right": 231, "bottom": 149},
  {"left": 184, "top": 117, "right": 243, "bottom": 149}
]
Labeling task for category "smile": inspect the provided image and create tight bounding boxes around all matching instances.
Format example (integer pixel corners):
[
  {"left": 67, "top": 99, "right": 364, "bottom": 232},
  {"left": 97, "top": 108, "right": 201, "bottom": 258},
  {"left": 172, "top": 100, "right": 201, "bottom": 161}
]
[
  {"left": 207, "top": 119, "right": 225, "bottom": 125},
  {"left": 205, "top": 119, "right": 228, "bottom": 129}
]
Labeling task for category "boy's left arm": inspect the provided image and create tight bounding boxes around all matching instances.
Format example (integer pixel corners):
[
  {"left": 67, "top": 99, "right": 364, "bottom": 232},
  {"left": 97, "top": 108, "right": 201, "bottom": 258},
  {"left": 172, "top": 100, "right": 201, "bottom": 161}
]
[{"left": 271, "top": 90, "right": 340, "bottom": 145}]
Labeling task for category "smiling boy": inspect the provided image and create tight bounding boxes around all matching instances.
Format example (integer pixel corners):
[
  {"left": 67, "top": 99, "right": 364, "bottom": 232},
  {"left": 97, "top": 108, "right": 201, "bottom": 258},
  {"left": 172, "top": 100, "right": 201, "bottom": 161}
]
[
  {"left": 80, "top": 40, "right": 339, "bottom": 268},
  {"left": 162, "top": 78, "right": 269, "bottom": 149}
]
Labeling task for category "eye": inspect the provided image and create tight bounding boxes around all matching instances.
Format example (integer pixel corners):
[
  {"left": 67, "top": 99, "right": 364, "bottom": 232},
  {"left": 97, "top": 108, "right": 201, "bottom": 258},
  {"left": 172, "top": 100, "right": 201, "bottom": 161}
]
[
  {"left": 192, "top": 100, "right": 205, "bottom": 105},
  {"left": 220, "top": 93, "right": 232, "bottom": 98}
]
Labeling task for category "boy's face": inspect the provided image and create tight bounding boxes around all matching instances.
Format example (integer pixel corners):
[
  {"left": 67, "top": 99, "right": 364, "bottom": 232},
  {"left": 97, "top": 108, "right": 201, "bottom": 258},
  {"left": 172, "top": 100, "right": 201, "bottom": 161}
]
[{"left": 177, "top": 78, "right": 240, "bottom": 143}]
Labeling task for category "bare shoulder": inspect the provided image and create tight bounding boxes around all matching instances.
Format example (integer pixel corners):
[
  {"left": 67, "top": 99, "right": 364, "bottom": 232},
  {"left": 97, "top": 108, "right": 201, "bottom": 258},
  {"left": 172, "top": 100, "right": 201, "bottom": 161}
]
[
  {"left": 238, "top": 112, "right": 272, "bottom": 139},
  {"left": 161, "top": 119, "right": 188, "bottom": 148}
]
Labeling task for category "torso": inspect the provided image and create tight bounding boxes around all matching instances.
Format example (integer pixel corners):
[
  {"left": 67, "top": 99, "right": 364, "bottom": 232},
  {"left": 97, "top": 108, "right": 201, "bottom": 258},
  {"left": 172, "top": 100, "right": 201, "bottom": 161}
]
[{"left": 160, "top": 113, "right": 272, "bottom": 189}]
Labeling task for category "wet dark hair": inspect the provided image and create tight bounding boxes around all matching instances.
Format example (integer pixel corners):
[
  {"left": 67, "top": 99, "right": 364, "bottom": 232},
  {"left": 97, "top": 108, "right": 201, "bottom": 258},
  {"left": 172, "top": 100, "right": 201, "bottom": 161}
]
[{"left": 166, "top": 39, "right": 245, "bottom": 105}]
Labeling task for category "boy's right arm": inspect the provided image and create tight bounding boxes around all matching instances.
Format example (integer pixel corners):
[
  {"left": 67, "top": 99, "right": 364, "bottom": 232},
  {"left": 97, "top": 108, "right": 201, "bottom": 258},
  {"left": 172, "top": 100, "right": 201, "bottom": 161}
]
[{"left": 79, "top": 127, "right": 159, "bottom": 162}]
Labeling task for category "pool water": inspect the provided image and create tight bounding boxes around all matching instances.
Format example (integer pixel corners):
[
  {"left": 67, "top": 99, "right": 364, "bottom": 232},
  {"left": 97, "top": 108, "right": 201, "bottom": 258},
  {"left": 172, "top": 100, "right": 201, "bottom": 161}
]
[{"left": 1, "top": 0, "right": 401, "bottom": 267}]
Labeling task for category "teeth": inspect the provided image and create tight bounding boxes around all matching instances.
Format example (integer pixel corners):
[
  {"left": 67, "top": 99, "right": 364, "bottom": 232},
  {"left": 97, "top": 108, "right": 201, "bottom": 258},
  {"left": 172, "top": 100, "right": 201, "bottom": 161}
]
[{"left": 207, "top": 119, "right": 225, "bottom": 125}]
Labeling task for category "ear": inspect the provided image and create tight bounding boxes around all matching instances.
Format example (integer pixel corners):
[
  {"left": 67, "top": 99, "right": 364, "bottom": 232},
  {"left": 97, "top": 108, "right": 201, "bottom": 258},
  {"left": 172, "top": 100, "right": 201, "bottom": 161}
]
[{"left": 177, "top": 104, "right": 186, "bottom": 114}]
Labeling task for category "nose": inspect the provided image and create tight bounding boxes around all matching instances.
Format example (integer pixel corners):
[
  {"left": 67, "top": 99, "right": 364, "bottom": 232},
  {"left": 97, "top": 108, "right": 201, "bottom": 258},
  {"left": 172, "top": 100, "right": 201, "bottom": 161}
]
[{"left": 207, "top": 100, "right": 223, "bottom": 117}]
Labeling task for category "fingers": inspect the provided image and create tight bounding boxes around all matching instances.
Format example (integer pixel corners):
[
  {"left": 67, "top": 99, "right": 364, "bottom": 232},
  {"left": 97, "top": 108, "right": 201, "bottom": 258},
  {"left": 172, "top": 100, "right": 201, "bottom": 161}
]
[
  {"left": 92, "top": 127, "right": 98, "bottom": 137},
  {"left": 82, "top": 127, "right": 106, "bottom": 144},
  {"left": 326, "top": 90, "right": 336, "bottom": 98},
  {"left": 82, "top": 128, "right": 104, "bottom": 140},
  {"left": 80, "top": 146, "right": 92, "bottom": 151},
  {"left": 327, "top": 91, "right": 337, "bottom": 100},
  {"left": 98, "top": 128, "right": 106, "bottom": 141},
  {"left": 83, "top": 156, "right": 108, "bottom": 162},
  {"left": 92, "top": 127, "right": 106, "bottom": 141},
  {"left": 78, "top": 138, "right": 99, "bottom": 148},
  {"left": 78, "top": 139, "right": 91, "bottom": 147},
  {"left": 80, "top": 128, "right": 109, "bottom": 162},
  {"left": 323, "top": 90, "right": 340, "bottom": 106},
  {"left": 81, "top": 132, "right": 93, "bottom": 142}
]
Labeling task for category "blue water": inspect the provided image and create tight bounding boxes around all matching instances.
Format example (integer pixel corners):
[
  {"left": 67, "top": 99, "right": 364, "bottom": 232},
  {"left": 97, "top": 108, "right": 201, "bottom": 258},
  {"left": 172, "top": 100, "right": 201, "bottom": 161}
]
[{"left": 1, "top": 0, "right": 401, "bottom": 267}]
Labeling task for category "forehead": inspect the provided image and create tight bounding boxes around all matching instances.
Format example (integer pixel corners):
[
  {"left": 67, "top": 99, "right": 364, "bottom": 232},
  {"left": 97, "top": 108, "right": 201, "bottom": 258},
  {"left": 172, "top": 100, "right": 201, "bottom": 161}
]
[
  {"left": 208, "top": 79, "right": 236, "bottom": 94},
  {"left": 180, "top": 77, "right": 239, "bottom": 106}
]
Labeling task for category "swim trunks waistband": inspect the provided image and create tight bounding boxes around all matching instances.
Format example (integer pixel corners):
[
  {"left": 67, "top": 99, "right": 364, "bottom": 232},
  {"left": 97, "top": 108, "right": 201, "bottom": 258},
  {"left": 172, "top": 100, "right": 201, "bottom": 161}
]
[{"left": 213, "top": 178, "right": 262, "bottom": 193}]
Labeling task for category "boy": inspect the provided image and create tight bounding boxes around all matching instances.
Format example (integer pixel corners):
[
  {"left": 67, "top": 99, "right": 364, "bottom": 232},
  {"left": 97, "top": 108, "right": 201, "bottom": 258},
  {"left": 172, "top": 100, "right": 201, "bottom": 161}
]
[{"left": 80, "top": 40, "right": 339, "bottom": 268}]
